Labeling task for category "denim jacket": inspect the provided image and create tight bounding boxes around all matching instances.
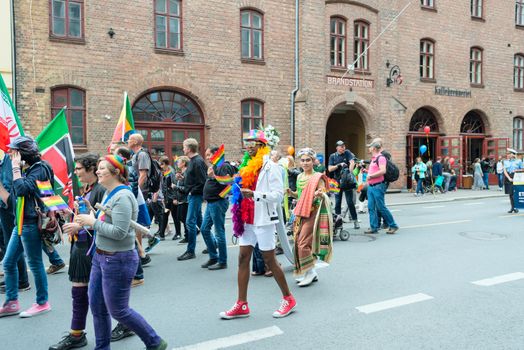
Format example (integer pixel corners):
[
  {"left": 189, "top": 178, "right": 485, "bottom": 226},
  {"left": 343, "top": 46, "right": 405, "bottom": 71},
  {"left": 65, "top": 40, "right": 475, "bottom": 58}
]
[{"left": 0, "top": 155, "right": 13, "bottom": 211}]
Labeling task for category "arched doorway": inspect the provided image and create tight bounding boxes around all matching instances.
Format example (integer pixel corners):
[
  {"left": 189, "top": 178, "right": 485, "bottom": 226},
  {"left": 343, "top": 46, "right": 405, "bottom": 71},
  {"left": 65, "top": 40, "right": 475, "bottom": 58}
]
[
  {"left": 406, "top": 107, "right": 440, "bottom": 188},
  {"left": 460, "top": 110, "right": 485, "bottom": 175},
  {"left": 132, "top": 89, "right": 205, "bottom": 159},
  {"left": 325, "top": 104, "right": 366, "bottom": 163}
]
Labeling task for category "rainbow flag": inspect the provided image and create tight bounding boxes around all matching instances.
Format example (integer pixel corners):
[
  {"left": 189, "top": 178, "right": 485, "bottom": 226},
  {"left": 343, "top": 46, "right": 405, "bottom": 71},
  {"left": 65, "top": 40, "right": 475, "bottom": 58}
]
[
  {"left": 163, "top": 168, "right": 172, "bottom": 177},
  {"left": 111, "top": 92, "right": 135, "bottom": 143},
  {"left": 210, "top": 144, "right": 225, "bottom": 167},
  {"left": 36, "top": 180, "right": 54, "bottom": 196},
  {"left": 16, "top": 197, "right": 24, "bottom": 235},
  {"left": 215, "top": 175, "right": 234, "bottom": 185},
  {"left": 328, "top": 178, "right": 340, "bottom": 193},
  {"left": 219, "top": 185, "right": 232, "bottom": 198},
  {"left": 41, "top": 195, "right": 69, "bottom": 211}
]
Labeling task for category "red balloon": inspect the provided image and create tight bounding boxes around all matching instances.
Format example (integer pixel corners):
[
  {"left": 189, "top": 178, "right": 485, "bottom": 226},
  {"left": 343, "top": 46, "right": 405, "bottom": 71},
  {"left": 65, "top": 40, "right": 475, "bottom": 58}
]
[
  {"left": 423, "top": 126, "right": 431, "bottom": 134},
  {"left": 449, "top": 157, "right": 455, "bottom": 165}
]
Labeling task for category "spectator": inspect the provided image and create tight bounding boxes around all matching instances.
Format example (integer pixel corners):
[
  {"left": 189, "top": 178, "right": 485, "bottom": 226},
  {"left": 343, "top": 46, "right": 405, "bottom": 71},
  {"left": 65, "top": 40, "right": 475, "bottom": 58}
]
[
  {"left": 412, "top": 157, "right": 427, "bottom": 197},
  {"left": 480, "top": 157, "right": 491, "bottom": 190},
  {"left": 496, "top": 156, "right": 504, "bottom": 191}
]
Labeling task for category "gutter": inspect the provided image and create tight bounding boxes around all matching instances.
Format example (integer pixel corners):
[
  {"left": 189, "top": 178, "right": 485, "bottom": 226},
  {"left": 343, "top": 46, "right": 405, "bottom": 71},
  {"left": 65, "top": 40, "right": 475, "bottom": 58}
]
[
  {"left": 10, "top": 0, "right": 17, "bottom": 107},
  {"left": 290, "top": 0, "right": 299, "bottom": 148}
]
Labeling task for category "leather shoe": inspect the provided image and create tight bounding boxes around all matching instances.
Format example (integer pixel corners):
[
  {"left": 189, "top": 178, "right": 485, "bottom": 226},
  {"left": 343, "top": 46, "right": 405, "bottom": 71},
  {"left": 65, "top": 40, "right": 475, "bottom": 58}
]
[
  {"left": 208, "top": 262, "right": 227, "bottom": 270},
  {"left": 201, "top": 259, "right": 218, "bottom": 268},
  {"left": 177, "top": 252, "right": 196, "bottom": 261}
]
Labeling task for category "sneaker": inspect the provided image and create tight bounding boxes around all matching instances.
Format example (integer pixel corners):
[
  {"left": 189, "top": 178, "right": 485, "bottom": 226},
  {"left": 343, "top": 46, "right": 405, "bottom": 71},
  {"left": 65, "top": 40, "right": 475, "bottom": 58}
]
[
  {"left": 131, "top": 279, "right": 144, "bottom": 287},
  {"left": 19, "top": 302, "right": 51, "bottom": 318},
  {"left": 0, "top": 281, "right": 31, "bottom": 294},
  {"left": 178, "top": 238, "right": 188, "bottom": 245},
  {"left": 49, "top": 332, "right": 88, "bottom": 350},
  {"left": 219, "top": 301, "right": 250, "bottom": 319},
  {"left": 272, "top": 295, "right": 296, "bottom": 318},
  {"left": 208, "top": 262, "right": 227, "bottom": 270},
  {"left": 353, "top": 221, "right": 360, "bottom": 230},
  {"left": 364, "top": 228, "right": 378, "bottom": 234},
  {"left": 145, "top": 237, "right": 161, "bottom": 253},
  {"left": 141, "top": 255, "right": 151, "bottom": 266},
  {"left": 111, "top": 322, "right": 135, "bottom": 342},
  {"left": 177, "top": 252, "right": 195, "bottom": 261},
  {"left": 47, "top": 263, "right": 66, "bottom": 275},
  {"left": 172, "top": 234, "right": 181, "bottom": 241},
  {"left": 147, "top": 339, "right": 168, "bottom": 350},
  {"left": 0, "top": 300, "right": 20, "bottom": 317},
  {"left": 386, "top": 227, "right": 399, "bottom": 235},
  {"left": 275, "top": 246, "right": 284, "bottom": 255}
]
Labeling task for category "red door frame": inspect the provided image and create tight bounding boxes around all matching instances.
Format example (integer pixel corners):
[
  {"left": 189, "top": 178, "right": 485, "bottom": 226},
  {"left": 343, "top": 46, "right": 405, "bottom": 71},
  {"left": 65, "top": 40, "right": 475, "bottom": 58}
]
[
  {"left": 484, "top": 137, "right": 509, "bottom": 185},
  {"left": 439, "top": 136, "right": 463, "bottom": 187}
]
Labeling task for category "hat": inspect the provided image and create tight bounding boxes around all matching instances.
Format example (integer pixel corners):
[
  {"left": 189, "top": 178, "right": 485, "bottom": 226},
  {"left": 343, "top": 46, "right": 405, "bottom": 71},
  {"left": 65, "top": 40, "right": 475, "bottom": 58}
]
[
  {"left": 507, "top": 148, "right": 518, "bottom": 155},
  {"left": 367, "top": 138, "right": 383, "bottom": 149},
  {"left": 335, "top": 140, "right": 345, "bottom": 146},
  {"left": 7, "top": 136, "right": 38, "bottom": 152},
  {"left": 243, "top": 129, "right": 268, "bottom": 144}
]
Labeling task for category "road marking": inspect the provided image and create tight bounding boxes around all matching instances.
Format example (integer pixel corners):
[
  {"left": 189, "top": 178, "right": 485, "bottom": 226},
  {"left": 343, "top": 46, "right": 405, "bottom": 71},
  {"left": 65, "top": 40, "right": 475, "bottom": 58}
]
[
  {"left": 422, "top": 205, "right": 445, "bottom": 209},
  {"left": 401, "top": 220, "right": 471, "bottom": 229},
  {"left": 356, "top": 293, "right": 434, "bottom": 314},
  {"left": 498, "top": 213, "right": 524, "bottom": 219},
  {"left": 173, "top": 326, "right": 283, "bottom": 350},
  {"left": 471, "top": 272, "right": 524, "bottom": 286},
  {"left": 463, "top": 202, "right": 484, "bottom": 206}
]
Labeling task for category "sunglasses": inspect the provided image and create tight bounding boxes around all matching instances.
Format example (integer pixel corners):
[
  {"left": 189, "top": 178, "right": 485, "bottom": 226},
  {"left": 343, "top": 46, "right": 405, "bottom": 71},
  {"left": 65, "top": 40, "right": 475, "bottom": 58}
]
[{"left": 243, "top": 141, "right": 261, "bottom": 148}]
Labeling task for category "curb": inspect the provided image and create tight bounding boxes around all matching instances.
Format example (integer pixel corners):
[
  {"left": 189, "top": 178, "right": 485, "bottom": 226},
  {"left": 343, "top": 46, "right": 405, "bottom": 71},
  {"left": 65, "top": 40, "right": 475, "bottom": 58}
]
[{"left": 387, "top": 194, "right": 506, "bottom": 207}]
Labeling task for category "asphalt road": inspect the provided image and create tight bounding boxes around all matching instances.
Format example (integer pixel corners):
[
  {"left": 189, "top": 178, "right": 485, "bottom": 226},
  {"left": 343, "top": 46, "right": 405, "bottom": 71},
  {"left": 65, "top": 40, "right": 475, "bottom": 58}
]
[{"left": 2, "top": 195, "right": 524, "bottom": 350}]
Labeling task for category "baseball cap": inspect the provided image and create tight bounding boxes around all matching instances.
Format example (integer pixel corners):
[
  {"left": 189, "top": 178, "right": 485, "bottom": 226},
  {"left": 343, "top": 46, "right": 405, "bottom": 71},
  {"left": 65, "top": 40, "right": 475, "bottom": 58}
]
[
  {"left": 367, "top": 138, "right": 383, "bottom": 149},
  {"left": 335, "top": 140, "right": 345, "bottom": 146}
]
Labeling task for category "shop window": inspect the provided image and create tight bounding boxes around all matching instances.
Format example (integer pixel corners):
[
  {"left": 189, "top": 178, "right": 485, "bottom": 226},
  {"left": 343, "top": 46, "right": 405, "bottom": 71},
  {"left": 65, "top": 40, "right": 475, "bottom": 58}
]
[
  {"left": 241, "top": 9, "right": 263, "bottom": 60},
  {"left": 330, "top": 17, "right": 346, "bottom": 68},
  {"left": 51, "top": 86, "right": 86, "bottom": 146},
  {"left": 155, "top": 0, "right": 182, "bottom": 51}
]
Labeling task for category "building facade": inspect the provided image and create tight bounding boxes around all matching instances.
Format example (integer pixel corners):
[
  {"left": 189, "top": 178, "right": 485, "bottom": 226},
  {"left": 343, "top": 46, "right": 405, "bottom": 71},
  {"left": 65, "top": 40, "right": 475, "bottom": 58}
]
[
  {"left": 1, "top": 0, "right": 14, "bottom": 97},
  {"left": 13, "top": 0, "right": 524, "bottom": 188}
]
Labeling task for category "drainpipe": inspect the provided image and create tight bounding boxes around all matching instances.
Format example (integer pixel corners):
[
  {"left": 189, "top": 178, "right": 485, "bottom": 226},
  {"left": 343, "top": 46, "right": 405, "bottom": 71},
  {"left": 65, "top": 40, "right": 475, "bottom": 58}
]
[
  {"left": 290, "top": 0, "right": 299, "bottom": 148},
  {"left": 10, "top": 0, "right": 17, "bottom": 107}
]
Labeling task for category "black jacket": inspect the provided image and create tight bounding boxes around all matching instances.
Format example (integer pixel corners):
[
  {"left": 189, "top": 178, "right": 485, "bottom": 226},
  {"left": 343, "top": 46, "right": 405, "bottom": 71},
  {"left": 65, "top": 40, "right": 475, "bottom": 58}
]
[
  {"left": 203, "top": 162, "right": 236, "bottom": 202},
  {"left": 161, "top": 171, "right": 177, "bottom": 202},
  {"left": 173, "top": 169, "right": 188, "bottom": 203},
  {"left": 185, "top": 155, "right": 207, "bottom": 195}
]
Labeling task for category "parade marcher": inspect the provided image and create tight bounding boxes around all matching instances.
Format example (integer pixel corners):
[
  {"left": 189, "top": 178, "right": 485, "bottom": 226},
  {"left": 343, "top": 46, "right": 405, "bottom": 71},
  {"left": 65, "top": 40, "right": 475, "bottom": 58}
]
[
  {"left": 503, "top": 149, "right": 524, "bottom": 213},
  {"left": 287, "top": 148, "right": 333, "bottom": 287},
  {"left": 0, "top": 151, "right": 30, "bottom": 294},
  {"left": 157, "top": 156, "right": 176, "bottom": 239},
  {"left": 313, "top": 154, "right": 326, "bottom": 174},
  {"left": 75, "top": 155, "right": 167, "bottom": 350},
  {"left": 496, "top": 156, "right": 504, "bottom": 191},
  {"left": 177, "top": 138, "right": 207, "bottom": 261},
  {"left": 328, "top": 140, "right": 359, "bottom": 229},
  {"left": 364, "top": 139, "right": 399, "bottom": 234},
  {"left": 49, "top": 153, "right": 105, "bottom": 350},
  {"left": 172, "top": 156, "right": 189, "bottom": 241},
  {"left": 472, "top": 158, "right": 485, "bottom": 190},
  {"left": 412, "top": 157, "right": 427, "bottom": 196},
  {"left": 220, "top": 130, "right": 296, "bottom": 319},
  {"left": 200, "top": 146, "right": 236, "bottom": 270},
  {"left": 0, "top": 136, "right": 54, "bottom": 317}
]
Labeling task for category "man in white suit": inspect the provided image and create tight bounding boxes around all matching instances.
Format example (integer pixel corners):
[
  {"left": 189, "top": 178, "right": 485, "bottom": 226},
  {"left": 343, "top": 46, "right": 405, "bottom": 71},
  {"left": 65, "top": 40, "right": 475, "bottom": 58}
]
[{"left": 220, "top": 130, "right": 296, "bottom": 319}]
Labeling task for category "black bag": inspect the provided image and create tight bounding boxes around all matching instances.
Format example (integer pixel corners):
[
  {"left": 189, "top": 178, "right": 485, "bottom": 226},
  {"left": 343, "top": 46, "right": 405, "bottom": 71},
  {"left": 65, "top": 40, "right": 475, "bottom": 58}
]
[
  {"left": 34, "top": 198, "right": 61, "bottom": 247},
  {"left": 339, "top": 168, "right": 357, "bottom": 190},
  {"left": 139, "top": 149, "right": 162, "bottom": 194},
  {"left": 375, "top": 154, "right": 400, "bottom": 183}
]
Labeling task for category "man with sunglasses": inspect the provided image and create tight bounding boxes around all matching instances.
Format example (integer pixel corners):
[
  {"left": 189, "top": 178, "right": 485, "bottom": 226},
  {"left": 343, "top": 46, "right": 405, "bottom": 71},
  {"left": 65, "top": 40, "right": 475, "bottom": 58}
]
[{"left": 220, "top": 130, "right": 296, "bottom": 320}]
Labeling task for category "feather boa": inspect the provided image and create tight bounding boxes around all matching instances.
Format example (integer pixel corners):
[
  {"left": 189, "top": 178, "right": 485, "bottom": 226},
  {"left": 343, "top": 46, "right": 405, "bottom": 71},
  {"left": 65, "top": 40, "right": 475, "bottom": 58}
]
[{"left": 231, "top": 146, "right": 271, "bottom": 237}]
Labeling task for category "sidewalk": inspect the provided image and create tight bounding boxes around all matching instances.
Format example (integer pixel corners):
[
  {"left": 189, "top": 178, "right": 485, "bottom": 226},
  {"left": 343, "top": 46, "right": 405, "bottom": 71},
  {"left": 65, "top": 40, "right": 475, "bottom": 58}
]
[{"left": 386, "top": 187, "right": 506, "bottom": 207}]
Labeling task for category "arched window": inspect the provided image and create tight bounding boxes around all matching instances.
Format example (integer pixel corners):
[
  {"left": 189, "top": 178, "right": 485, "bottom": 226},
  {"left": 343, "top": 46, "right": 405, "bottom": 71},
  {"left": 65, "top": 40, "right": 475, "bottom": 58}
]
[
  {"left": 514, "top": 117, "right": 524, "bottom": 150},
  {"left": 133, "top": 90, "right": 203, "bottom": 123},
  {"left": 409, "top": 107, "right": 439, "bottom": 132},
  {"left": 241, "top": 99, "right": 264, "bottom": 140},
  {"left": 241, "top": 9, "right": 263, "bottom": 60},
  {"left": 514, "top": 54, "right": 524, "bottom": 89},
  {"left": 470, "top": 47, "right": 483, "bottom": 85},
  {"left": 51, "top": 86, "right": 86, "bottom": 145},
  {"left": 420, "top": 39, "right": 435, "bottom": 79},
  {"left": 354, "top": 21, "right": 370, "bottom": 71},
  {"left": 330, "top": 17, "right": 346, "bottom": 67},
  {"left": 461, "top": 111, "right": 485, "bottom": 134}
]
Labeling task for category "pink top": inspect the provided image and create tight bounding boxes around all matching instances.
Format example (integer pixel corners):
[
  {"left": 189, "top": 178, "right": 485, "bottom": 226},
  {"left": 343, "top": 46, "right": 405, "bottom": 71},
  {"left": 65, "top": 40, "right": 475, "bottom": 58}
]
[{"left": 367, "top": 153, "right": 386, "bottom": 185}]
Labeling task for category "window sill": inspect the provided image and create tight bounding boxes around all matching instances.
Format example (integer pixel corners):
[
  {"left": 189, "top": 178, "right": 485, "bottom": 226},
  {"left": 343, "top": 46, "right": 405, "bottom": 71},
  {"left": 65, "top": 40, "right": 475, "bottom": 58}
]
[
  {"left": 515, "top": 88, "right": 524, "bottom": 92},
  {"left": 516, "top": 24, "right": 524, "bottom": 30},
  {"left": 73, "top": 145, "right": 88, "bottom": 152},
  {"left": 241, "top": 58, "right": 266, "bottom": 65},
  {"left": 471, "top": 16, "right": 485, "bottom": 22},
  {"left": 420, "top": 6, "right": 437, "bottom": 12},
  {"left": 420, "top": 78, "right": 437, "bottom": 84},
  {"left": 353, "top": 69, "right": 372, "bottom": 76},
  {"left": 330, "top": 66, "right": 348, "bottom": 73},
  {"left": 470, "top": 83, "right": 484, "bottom": 88},
  {"left": 49, "top": 36, "right": 86, "bottom": 45},
  {"left": 154, "top": 48, "right": 184, "bottom": 56}
]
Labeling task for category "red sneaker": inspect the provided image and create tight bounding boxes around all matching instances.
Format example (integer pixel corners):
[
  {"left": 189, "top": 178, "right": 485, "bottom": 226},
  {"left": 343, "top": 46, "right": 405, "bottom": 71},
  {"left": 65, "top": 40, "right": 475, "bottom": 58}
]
[
  {"left": 219, "top": 301, "right": 250, "bottom": 319},
  {"left": 272, "top": 295, "right": 296, "bottom": 318}
]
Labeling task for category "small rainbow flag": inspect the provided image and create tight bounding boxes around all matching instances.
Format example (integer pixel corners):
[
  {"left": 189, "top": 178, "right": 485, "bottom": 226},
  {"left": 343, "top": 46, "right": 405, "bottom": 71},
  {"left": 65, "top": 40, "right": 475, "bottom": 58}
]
[
  {"left": 215, "top": 175, "right": 234, "bottom": 185},
  {"left": 16, "top": 197, "right": 24, "bottom": 235},
  {"left": 163, "top": 168, "right": 172, "bottom": 177},
  {"left": 210, "top": 144, "right": 225, "bottom": 167},
  {"left": 41, "top": 195, "right": 69, "bottom": 211},
  {"left": 219, "top": 185, "right": 232, "bottom": 198},
  {"left": 328, "top": 178, "right": 340, "bottom": 193},
  {"left": 36, "top": 180, "right": 54, "bottom": 196}
]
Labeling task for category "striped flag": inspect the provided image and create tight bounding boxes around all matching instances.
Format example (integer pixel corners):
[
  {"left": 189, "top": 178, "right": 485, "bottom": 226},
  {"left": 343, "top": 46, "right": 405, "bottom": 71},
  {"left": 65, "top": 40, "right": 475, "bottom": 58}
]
[
  {"left": 210, "top": 144, "right": 225, "bottom": 167},
  {"left": 328, "top": 178, "right": 340, "bottom": 193},
  {"left": 36, "top": 180, "right": 54, "bottom": 196},
  {"left": 111, "top": 92, "right": 135, "bottom": 143},
  {"left": 136, "top": 187, "right": 151, "bottom": 227},
  {"left": 0, "top": 73, "right": 24, "bottom": 152},
  {"left": 40, "top": 195, "right": 69, "bottom": 211}
]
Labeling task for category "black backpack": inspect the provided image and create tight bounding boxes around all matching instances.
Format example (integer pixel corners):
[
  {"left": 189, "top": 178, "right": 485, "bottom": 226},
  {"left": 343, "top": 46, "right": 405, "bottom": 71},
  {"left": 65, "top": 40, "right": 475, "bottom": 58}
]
[
  {"left": 339, "top": 167, "right": 357, "bottom": 190},
  {"left": 139, "top": 149, "right": 162, "bottom": 193},
  {"left": 375, "top": 153, "right": 399, "bottom": 183}
]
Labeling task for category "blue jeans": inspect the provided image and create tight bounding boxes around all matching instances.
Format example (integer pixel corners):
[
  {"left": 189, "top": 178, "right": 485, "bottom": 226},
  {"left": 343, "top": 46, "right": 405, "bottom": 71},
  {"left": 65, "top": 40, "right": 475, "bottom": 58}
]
[
  {"left": 334, "top": 189, "right": 358, "bottom": 220},
  {"left": 367, "top": 183, "right": 398, "bottom": 232},
  {"left": 498, "top": 173, "right": 504, "bottom": 188},
  {"left": 483, "top": 173, "right": 490, "bottom": 189},
  {"left": 89, "top": 250, "right": 161, "bottom": 350},
  {"left": 186, "top": 194, "right": 203, "bottom": 254},
  {"left": 3, "top": 223, "right": 48, "bottom": 304},
  {"left": 0, "top": 208, "right": 28, "bottom": 285},
  {"left": 43, "top": 245, "right": 64, "bottom": 266},
  {"left": 416, "top": 178, "right": 424, "bottom": 194},
  {"left": 201, "top": 199, "right": 229, "bottom": 264}
]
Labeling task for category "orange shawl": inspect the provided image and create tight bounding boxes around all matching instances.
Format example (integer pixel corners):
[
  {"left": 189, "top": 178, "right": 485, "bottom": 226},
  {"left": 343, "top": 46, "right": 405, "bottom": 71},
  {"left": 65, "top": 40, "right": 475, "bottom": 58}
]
[{"left": 293, "top": 173, "right": 328, "bottom": 218}]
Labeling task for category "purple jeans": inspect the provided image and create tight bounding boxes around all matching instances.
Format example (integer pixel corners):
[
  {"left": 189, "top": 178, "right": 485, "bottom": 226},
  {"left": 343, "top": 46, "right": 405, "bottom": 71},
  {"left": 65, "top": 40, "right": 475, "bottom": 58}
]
[{"left": 88, "top": 250, "right": 161, "bottom": 350}]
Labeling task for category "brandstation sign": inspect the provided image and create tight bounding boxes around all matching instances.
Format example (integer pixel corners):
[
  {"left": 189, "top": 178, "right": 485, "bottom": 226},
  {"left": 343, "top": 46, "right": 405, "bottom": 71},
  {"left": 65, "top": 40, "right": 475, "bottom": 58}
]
[{"left": 326, "top": 76, "right": 374, "bottom": 88}]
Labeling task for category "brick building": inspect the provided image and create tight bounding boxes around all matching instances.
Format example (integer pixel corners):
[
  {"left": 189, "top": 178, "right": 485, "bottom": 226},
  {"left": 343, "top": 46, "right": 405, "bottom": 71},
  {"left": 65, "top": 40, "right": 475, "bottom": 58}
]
[{"left": 13, "top": 0, "right": 524, "bottom": 188}]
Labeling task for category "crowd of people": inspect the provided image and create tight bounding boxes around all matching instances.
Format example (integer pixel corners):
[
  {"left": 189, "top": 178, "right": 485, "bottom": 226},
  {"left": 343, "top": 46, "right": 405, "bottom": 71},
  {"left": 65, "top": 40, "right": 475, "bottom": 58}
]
[{"left": 0, "top": 128, "right": 521, "bottom": 350}]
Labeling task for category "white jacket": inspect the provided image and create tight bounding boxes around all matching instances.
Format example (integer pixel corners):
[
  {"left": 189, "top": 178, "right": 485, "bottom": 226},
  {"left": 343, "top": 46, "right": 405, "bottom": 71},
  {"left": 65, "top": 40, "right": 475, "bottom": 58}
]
[{"left": 252, "top": 156, "right": 284, "bottom": 227}]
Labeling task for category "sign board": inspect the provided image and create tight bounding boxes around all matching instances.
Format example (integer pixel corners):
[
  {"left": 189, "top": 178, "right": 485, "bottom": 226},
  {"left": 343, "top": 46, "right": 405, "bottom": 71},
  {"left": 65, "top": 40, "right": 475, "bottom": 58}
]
[
  {"left": 513, "top": 173, "right": 524, "bottom": 209},
  {"left": 434, "top": 86, "right": 471, "bottom": 98},
  {"left": 327, "top": 76, "right": 374, "bottom": 88}
]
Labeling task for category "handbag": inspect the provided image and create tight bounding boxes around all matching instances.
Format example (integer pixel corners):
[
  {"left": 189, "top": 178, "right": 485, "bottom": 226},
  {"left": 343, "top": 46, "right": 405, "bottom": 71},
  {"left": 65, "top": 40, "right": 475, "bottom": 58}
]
[{"left": 34, "top": 197, "right": 62, "bottom": 248}]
